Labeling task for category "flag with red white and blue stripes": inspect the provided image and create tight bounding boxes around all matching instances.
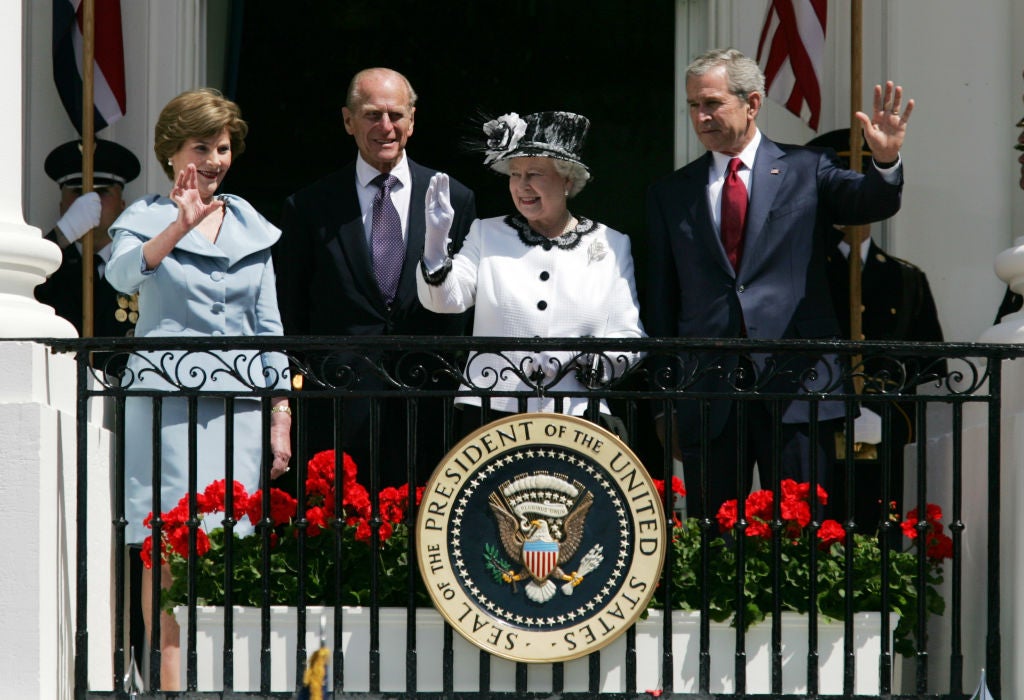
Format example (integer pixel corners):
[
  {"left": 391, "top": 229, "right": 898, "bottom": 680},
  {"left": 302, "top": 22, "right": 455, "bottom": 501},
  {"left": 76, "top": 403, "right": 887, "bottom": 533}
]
[
  {"left": 52, "top": 0, "right": 126, "bottom": 134},
  {"left": 756, "top": 0, "right": 827, "bottom": 131}
]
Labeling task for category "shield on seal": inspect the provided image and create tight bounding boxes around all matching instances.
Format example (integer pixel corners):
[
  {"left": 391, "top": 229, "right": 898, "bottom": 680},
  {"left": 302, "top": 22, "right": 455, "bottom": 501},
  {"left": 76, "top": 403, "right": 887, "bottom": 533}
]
[{"left": 522, "top": 539, "right": 559, "bottom": 580}]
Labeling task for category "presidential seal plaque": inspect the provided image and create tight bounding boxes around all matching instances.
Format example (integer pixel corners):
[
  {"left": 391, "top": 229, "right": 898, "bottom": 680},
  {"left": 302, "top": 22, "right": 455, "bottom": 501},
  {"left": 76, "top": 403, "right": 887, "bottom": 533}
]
[{"left": 416, "top": 413, "right": 666, "bottom": 663}]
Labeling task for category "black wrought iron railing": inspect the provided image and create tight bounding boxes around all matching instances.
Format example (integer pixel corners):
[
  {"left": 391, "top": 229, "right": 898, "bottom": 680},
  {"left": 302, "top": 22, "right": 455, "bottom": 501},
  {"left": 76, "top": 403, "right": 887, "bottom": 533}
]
[{"left": 51, "top": 335, "right": 1013, "bottom": 699}]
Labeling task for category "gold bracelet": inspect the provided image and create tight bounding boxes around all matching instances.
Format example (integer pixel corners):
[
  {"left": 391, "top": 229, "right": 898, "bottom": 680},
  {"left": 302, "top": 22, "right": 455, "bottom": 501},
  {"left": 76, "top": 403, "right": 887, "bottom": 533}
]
[{"left": 270, "top": 405, "right": 292, "bottom": 415}]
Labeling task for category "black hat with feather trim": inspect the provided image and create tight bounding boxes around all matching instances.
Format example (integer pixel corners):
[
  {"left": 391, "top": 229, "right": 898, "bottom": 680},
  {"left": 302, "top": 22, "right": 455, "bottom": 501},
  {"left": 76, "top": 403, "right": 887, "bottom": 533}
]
[{"left": 482, "top": 111, "right": 591, "bottom": 175}]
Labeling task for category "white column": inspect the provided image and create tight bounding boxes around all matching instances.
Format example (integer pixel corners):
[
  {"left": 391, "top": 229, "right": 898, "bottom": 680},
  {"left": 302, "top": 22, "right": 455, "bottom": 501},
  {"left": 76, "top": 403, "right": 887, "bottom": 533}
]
[
  {"left": 0, "top": 2, "right": 74, "bottom": 338},
  {"left": 0, "top": 2, "right": 71, "bottom": 696}
]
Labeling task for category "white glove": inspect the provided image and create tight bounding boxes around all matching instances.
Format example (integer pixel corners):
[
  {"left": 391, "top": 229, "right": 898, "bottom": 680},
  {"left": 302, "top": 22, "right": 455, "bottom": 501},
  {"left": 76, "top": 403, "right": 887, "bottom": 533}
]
[
  {"left": 537, "top": 351, "right": 573, "bottom": 381},
  {"left": 55, "top": 191, "right": 101, "bottom": 244},
  {"left": 424, "top": 172, "right": 454, "bottom": 270}
]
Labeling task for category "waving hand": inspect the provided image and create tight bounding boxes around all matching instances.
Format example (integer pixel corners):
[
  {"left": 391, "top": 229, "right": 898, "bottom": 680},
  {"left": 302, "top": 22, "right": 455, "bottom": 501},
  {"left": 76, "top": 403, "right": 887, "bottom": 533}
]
[{"left": 855, "top": 81, "right": 914, "bottom": 164}]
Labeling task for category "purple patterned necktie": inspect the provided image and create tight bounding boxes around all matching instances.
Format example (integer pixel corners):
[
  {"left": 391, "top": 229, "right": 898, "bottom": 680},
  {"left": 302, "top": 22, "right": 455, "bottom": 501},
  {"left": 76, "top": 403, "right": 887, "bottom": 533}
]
[{"left": 370, "top": 173, "right": 405, "bottom": 304}]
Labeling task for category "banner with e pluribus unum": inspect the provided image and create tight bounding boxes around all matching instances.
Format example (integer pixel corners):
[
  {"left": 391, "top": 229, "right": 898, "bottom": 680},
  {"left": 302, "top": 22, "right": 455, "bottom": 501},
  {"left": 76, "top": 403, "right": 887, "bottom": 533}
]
[{"left": 417, "top": 413, "right": 666, "bottom": 663}]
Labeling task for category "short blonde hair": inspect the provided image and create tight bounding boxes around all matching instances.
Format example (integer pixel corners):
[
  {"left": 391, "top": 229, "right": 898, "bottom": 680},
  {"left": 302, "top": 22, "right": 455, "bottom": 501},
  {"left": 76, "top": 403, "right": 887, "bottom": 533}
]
[{"left": 154, "top": 88, "right": 248, "bottom": 179}]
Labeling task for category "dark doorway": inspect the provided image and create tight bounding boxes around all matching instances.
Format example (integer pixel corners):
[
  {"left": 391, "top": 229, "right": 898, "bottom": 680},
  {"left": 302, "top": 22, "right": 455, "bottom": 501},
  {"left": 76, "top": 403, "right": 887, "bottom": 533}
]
[{"left": 224, "top": 0, "right": 676, "bottom": 298}]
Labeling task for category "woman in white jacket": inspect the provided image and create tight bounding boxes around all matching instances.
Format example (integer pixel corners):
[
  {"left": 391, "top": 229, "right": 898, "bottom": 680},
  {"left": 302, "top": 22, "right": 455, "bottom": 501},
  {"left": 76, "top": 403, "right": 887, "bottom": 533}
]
[{"left": 416, "top": 111, "right": 644, "bottom": 433}]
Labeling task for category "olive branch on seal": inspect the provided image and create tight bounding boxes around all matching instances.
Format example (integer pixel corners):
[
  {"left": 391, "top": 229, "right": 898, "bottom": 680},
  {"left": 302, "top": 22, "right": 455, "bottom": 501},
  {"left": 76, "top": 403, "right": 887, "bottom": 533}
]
[{"left": 483, "top": 543, "right": 515, "bottom": 588}]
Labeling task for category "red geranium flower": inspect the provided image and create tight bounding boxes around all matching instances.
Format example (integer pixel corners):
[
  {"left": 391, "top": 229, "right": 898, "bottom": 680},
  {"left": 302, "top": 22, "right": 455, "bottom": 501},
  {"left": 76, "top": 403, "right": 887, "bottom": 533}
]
[
  {"left": 343, "top": 483, "right": 372, "bottom": 520},
  {"left": 653, "top": 476, "right": 687, "bottom": 501},
  {"left": 198, "top": 479, "right": 250, "bottom": 520},
  {"left": 165, "top": 523, "right": 210, "bottom": 559},
  {"left": 305, "top": 505, "right": 330, "bottom": 536},
  {"left": 926, "top": 530, "right": 954, "bottom": 561},
  {"left": 140, "top": 536, "right": 154, "bottom": 569},
  {"left": 817, "top": 519, "right": 846, "bottom": 549},
  {"left": 716, "top": 499, "right": 738, "bottom": 532},
  {"left": 246, "top": 487, "right": 298, "bottom": 527},
  {"left": 745, "top": 489, "right": 774, "bottom": 523},
  {"left": 352, "top": 517, "right": 394, "bottom": 543}
]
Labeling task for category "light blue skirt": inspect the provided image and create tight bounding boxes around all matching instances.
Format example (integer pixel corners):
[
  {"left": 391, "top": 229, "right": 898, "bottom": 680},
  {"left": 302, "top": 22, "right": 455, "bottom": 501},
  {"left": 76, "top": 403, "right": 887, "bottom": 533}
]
[{"left": 123, "top": 395, "right": 264, "bottom": 544}]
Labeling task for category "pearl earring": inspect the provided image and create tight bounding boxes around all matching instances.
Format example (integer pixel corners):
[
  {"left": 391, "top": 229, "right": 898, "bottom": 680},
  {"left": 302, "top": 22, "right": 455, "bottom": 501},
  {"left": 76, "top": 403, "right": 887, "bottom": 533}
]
[
  {"left": 564, "top": 190, "right": 569, "bottom": 197},
  {"left": 167, "top": 159, "right": 172, "bottom": 166}
]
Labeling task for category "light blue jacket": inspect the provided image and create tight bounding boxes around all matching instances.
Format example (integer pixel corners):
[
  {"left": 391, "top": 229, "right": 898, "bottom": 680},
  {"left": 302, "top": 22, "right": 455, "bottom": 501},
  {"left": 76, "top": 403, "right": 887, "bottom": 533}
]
[{"left": 106, "top": 194, "right": 289, "bottom": 391}]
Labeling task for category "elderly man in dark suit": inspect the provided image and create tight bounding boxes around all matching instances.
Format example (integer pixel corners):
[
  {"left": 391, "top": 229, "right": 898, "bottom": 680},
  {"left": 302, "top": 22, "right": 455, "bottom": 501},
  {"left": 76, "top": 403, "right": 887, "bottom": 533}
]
[
  {"left": 274, "top": 67, "right": 476, "bottom": 487},
  {"left": 646, "top": 48, "right": 914, "bottom": 518}
]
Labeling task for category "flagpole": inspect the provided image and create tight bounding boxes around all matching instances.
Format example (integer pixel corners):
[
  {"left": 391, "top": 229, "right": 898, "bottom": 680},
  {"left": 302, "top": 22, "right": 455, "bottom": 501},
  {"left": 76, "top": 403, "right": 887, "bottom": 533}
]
[
  {"left": 848, "top": 0, "right": 866, "bottom": 392},
  {"left": 81, "top": 0, "right": 96, "bottom": 338}
]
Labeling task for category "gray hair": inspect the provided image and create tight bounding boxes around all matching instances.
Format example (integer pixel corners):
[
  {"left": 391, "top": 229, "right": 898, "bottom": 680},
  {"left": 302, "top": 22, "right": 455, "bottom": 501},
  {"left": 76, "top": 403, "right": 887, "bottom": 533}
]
[
  {"left": 345, "top": 67, "right": 418, "bottom": 110},
  {"left": 491, "top": 157, "right": 591, "bottom": 198},
  {"left": 686, "top": 48, "right": 765, "bottom": 100},
  {"left": 552, "top": 159, "right": 590, "bottom": 198}
]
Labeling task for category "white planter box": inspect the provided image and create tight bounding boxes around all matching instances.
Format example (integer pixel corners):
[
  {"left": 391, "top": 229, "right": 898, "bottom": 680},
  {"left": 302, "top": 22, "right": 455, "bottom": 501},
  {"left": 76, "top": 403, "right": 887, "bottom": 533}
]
[{"left": 175, "top": 606, "right": 900, "bottom": 694}]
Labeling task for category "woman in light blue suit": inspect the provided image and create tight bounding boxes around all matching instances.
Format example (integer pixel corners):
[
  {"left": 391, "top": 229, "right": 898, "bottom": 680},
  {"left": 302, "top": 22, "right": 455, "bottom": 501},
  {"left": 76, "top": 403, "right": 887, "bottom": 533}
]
[{"left": 106, "top": 88, "right": 291, "bottom": 690}]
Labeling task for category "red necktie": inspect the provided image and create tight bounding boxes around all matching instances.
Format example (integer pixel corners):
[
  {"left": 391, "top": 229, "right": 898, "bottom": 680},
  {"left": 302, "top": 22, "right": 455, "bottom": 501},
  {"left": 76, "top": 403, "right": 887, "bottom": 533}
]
[{"left": 721, "top": 157, "right": 747, "bottom": 271}]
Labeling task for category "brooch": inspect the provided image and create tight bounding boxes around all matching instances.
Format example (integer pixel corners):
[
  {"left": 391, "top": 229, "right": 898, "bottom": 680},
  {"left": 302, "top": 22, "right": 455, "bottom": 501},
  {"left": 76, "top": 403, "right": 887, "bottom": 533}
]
[{"left": 587, "top": 240, "right": 607, "bottom": 265}]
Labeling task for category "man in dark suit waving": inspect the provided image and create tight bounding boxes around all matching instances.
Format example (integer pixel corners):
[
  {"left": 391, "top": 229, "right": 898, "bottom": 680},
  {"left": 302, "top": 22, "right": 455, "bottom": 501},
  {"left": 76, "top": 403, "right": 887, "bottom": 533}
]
[
  {"left": 274, "top": 67, "right": 476, "bottom": 486},
  {"left": 646, "top": 48, "right": 914, "bottom": 518}
]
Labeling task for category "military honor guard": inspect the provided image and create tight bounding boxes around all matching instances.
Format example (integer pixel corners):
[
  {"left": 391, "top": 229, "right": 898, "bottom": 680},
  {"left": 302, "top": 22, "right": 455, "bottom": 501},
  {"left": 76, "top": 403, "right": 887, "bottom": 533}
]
[
  {"left": 36, "top": 138, "right": 142, "bottom": 345},
  {"left": 809, "top": 128, "right": 945, "bottom": 533}
]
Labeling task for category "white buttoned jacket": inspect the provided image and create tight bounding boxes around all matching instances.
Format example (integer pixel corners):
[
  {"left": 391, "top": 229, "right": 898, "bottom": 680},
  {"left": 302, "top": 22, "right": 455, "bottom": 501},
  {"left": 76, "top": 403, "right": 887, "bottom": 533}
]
[{"left": 416, "top": 215, "right": 645, "bottom": 414}]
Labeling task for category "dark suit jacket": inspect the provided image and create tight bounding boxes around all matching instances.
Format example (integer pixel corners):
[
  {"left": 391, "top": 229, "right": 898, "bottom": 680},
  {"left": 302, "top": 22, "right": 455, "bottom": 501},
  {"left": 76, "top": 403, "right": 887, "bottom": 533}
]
[
  {"left": 645, "top": 137, "right": 904, "bottom": 442},
  {"left": 274, "top": 158, "right": 476, "bottom": 339},
  {"left": 272, "top": 157, "right": 476, "bottom": 482}
]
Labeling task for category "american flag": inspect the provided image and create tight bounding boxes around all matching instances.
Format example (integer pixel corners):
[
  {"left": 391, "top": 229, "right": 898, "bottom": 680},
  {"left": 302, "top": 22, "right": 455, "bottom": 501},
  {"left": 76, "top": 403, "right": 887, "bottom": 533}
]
[
  {"left": 756, "top": 0, "right": 827, "bottom": 130},
  {"left": 52, "top": 0, "right": 127, "bottom": 134}
]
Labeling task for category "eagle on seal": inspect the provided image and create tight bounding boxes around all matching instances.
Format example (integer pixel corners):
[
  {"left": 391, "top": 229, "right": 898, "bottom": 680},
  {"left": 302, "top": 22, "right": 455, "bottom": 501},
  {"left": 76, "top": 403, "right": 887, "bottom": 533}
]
[{"left": 488, "top": 489, "right": 594, "bottom": 603}]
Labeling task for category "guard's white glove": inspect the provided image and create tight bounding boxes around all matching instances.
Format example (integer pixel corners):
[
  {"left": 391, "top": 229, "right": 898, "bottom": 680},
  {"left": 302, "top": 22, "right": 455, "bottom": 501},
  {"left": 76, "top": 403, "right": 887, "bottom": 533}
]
[
  {"left": 851, "top": 405, "right": 883, "bottom": 445},
  {"left": 55, "top": 191, "right": 101, "bottom": 244},
  {"left": 424, "top": 172, "right": 454, "bottom": 270}
]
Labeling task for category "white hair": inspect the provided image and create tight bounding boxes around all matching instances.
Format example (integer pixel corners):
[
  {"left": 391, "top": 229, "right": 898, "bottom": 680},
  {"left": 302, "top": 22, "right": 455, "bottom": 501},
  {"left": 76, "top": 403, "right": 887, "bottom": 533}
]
[{"left": 492, "top": 156, "right": 591, "bottom": 198}]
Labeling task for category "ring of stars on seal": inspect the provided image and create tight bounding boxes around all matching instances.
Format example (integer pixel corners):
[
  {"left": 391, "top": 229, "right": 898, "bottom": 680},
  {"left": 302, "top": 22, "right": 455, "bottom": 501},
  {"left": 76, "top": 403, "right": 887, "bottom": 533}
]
[{"left": 450, "top": 446, "right": 631, "bottom": 630}]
